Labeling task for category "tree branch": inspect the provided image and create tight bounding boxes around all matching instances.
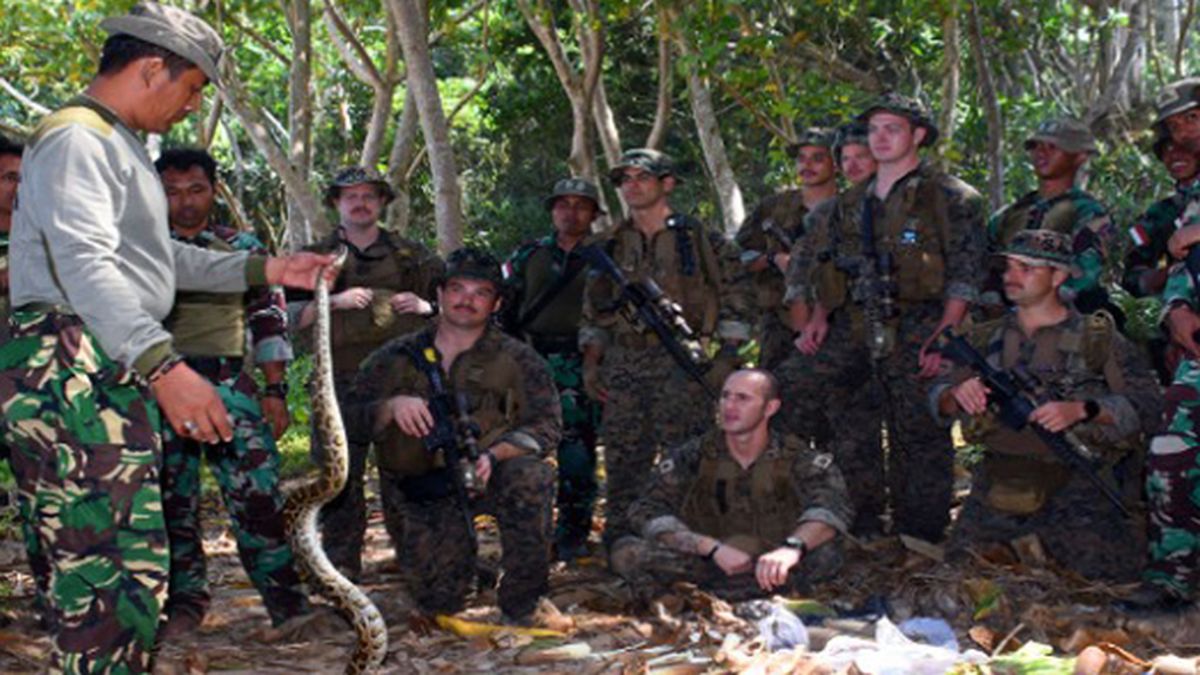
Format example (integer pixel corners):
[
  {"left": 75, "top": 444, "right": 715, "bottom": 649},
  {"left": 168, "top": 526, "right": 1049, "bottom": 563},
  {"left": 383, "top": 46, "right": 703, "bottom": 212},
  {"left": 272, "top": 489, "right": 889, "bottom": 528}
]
[
  {"left": 1177, "top": 0, "right": 1197, "bottom": 78},
  {"left": 225, "top": 11, "right": 291, "bottom": 67},
  {"left": 1086, "top": 0, "right": 1145, "bottom": 124},
  {"left": 645, "top": 2, "right": 673, "bottom": 150},
  {"left": 322, "top": 0, "right": 383, "bottom": 87},
  {"left": 792, "top": 41, "right": 884, "bottom": 92},
  {"left": 0, "top": 77, "right": 50, "bottom": 115}
]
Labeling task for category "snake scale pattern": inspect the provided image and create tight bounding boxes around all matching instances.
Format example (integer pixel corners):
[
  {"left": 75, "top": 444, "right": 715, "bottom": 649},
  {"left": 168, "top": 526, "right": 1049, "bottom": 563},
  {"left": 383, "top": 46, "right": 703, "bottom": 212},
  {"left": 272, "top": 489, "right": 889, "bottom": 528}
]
[{"left": 283, "top": 251, "right": 388, "bottom": 673}]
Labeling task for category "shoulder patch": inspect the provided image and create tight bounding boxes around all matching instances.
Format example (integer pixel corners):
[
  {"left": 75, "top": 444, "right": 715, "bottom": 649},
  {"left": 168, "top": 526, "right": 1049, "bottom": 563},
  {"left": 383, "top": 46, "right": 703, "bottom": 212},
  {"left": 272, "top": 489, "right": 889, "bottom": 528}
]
[
  {"left": 33, "top": 107, "right": 114, "bottom": 144},
  {"left": 812, "top": 453, "right": 834, "bottom": 471},
  {"left": 656, "top": 458, "right": 675, "bottom": 475}
]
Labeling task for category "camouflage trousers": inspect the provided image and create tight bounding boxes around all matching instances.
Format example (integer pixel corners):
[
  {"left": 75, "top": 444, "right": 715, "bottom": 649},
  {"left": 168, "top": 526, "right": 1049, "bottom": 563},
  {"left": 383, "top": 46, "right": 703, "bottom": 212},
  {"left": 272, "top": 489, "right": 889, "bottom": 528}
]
[
  {"left": 801, "top": 305, "right": 952, "bottom": 541},
  {"left": 757, "top": 311, "right": 795, "bottom": 373},
  {"left": 313, "top": 371, "right": 371, "bottom": 579},
  {"left": 0, "top": 310, "right": 169, "bottom": 673},
  {"left": 8, "top": 422, "right": 54, "bottom": 626},
  {"left": 160, "top": 356, "right": 309, "bottom": 626},
  {"left": 379, "top": 456, "right": 554, "bottom": 618},
  {"left": 536, "top": 347, "right": 601, "bottom": 552},
  {"left": 599, "top": 344, "right": 715, "bottom": 547},
  {"left": 950, "top": 460, "right": 1142, "bottom": 582},
  {"left": 1145, "top": 359, "right": 1200, "bottom": 596},
  {"left": 609, "top": 534, "right": 842, "bottom": 602}
]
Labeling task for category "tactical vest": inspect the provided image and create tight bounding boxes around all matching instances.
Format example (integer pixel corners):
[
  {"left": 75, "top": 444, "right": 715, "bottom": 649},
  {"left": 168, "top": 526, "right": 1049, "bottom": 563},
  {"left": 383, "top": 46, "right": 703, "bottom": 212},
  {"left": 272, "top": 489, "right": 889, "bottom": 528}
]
[
  {"left": 680, "top": 434, "right": 804, "bottom": 555},
  {"left": 993, "top": 192, "right": 1084, "bottom": 247},
  {"left": 517, "top": 244, "right": 587, "bottom": 338},
  {"left": 375, "top": 333, "right": 524, "bottom": 475},
  {"left": 312, "top": 233, "right": 433, "bottom": 373},
  {"left": 963, "top": 313, "right": 1125, "bottom": 514},
  {"left": 737, "top": 191, "right": 807, "bottom": 319},
  {"left": 600, "top": 216, "right": 722, "bottom": 337},
  {"left": 168, "top": 236, "right": 247, "bottom": 357}
]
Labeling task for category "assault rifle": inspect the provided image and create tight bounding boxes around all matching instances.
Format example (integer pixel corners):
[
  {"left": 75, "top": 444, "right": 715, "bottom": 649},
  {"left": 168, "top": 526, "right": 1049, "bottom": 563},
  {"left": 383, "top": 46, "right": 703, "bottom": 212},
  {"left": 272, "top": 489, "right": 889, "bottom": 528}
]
[
  {"left": 406, "top": 343, "right": 484, "bottom": 534},
  {"left": 938, "top": 328, "right": 1131, "bottom": 517},
  {"left": 738, "top": 218, "right": 794, "bottom": 267},
  {"left": 832, "top": 250, "right": 898, "bottom": 360},
  {"left": 578, "top": 244, "right": 718, "bottom": 400}
]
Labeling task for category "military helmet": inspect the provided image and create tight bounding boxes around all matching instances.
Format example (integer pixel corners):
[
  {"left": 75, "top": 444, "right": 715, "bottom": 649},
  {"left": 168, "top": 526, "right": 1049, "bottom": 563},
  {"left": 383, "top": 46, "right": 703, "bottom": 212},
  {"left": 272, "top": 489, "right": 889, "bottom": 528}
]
[
  {"left": 857, "top": 92, "right": 939, "bottom": 147},
  {"left": 324, "top": 166, "right": 396, "bottom": 208},
  {"left": 1023, "top": 117, "right": 1098, "bottom": 155},
  {"left": 1154, "top": 78, "right": 1200, "bottom": 128},
  {"left": 832, "top": 121, "right": 870, "bottom": 159},
  {"left": 786, "top": 127, "right": 834, "bottom": 158},
  {"left": 998, "top": 229, "right": 1074, "bottom": 271},
  {"left": 608, "top": 148, "right": 676, "bottom": 184},
  {"left": 543, "top": 177, "right": 605, "bottom": 214},
  {"left": 442, "top": 247, "right": 503, "bottom": 288}
]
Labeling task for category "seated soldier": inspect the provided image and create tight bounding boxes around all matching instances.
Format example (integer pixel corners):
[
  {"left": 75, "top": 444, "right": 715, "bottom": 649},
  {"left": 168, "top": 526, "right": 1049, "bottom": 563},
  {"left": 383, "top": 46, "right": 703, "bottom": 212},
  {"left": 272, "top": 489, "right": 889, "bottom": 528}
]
[
  {"left": 347, "top": 248, "right": 562, "bottom": 623},
  {"left": 610, "top": 369, "right": 851, "bottom": 602},
  {"left": 932, "top": 230, "right": 1162, "bottom": 582}
]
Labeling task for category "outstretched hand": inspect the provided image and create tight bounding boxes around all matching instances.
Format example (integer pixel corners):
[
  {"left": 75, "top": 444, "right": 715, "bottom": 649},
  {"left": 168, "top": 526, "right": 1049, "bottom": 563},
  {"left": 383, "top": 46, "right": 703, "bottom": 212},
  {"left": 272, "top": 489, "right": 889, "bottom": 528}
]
[{"left": 265, "top": 252, "right": 340, "bottom": 289}]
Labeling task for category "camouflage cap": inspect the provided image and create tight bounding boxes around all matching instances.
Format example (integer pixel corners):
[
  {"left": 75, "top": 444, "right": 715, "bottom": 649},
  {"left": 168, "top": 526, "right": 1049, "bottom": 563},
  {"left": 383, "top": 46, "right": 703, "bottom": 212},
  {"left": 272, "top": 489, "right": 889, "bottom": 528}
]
[
  {"left": 786, "top": 127, "right": 834, "bottom": 158},
  {"left": 1023, "top": 117, "right": 1097, "bottom": 155},
  {"left": 832, "top": 121, "right": 870, "bottom": 157},
  {"left": 1154, "top": 78, "right": 1200, "bottom": 127},
  {"left": 100, "top": 3, "right": 224, "bottom": 84},
  {"left": 543, "top": 177, "right": 605, "bottom": 214},
  {"left": 324, "top": 166, "right": 396, "bottom": 207},
  {"left": 608, "top": 148, "right": 676, "bottom": 184},
  {"left": 998, "top": 229, "right": 1074, "bottom": 270},
  {"left": 442, "top": 247, "right": 503, "bottom": 288},
  {"left": 857, "top": 92, "right": 939, "bottom": 147}
]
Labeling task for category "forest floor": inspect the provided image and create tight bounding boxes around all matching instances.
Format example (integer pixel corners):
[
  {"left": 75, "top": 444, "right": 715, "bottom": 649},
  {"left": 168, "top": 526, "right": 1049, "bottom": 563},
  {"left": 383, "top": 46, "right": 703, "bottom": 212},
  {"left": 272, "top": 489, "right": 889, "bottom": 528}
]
[{"left": 2, "top": 472, "right": 1200, "bottom": 674}]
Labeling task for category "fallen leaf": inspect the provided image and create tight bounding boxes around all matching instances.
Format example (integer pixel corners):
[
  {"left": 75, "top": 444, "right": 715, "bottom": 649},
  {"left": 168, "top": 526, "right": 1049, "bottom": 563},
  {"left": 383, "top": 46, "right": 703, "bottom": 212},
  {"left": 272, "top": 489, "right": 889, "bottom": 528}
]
[
  {"left": 969, "top": 625, "right": 998, "bottom": 652},
  {"left": 899, "top": 534, "right": 945, "bottom": 562},
  {"left": 962, "top": 578, "right": 1004, "bottom": 621},
  {"left": 1010, "top": 534, "right": 1048, "bottom": 567},
  {"left": 515, "top": 641, "right": 593, "bottom": 665},
  {"left": 1060, "top": 627, "right": 1132, "bottom": 654}
]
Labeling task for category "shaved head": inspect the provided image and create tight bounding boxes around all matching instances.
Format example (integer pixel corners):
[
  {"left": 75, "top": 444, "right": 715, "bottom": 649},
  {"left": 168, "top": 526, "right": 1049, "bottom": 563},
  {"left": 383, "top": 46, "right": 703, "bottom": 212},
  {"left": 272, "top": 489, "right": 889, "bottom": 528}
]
[{"left": 726, "top": 369, "right": 780, "bottom": 402}]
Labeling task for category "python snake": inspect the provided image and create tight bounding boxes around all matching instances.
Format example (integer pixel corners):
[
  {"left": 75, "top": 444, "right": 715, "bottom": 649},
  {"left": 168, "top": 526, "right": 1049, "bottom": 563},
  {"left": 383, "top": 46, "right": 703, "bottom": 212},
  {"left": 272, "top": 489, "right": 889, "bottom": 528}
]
[{"left": 283, "top": 250, "right": 388, "bottom": 673}]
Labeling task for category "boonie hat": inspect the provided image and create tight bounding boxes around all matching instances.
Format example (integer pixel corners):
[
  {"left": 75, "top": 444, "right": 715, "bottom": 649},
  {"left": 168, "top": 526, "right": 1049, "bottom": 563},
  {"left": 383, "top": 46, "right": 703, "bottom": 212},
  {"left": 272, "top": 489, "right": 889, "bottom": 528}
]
[
  {"left": 998, "top": 230, "right": 1074, "bottom": 271},
  {"left": 543, "top": 177, "right": 605, "bottom": 213},
  {"left": 100, "top": 2, "right": 224, "bottom": 83},
  {"left": 608, "top": 148, "right": 676, "bottom": 184},
  {"left": 324, "top": 166, "right": 396, "bottom": 207},
  {"left": 786, "top": 127, "right": 833, "bottom": 158},
  {"left": 857, "top": 93, "right": 939, "bottom": 147},
  {"left": 1023, "top": 117, "right": 1098, "bottom": 155}
]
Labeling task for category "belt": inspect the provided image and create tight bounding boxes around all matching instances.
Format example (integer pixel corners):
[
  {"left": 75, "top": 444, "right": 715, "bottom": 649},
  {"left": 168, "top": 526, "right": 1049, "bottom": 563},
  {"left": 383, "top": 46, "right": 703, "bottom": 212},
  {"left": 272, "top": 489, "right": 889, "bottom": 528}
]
[
  {"left": 614, "top": 332, "right": 661, "bottom": 349},
  {"left": 14, "top": 302, "right": 75, "bottom": 315}
]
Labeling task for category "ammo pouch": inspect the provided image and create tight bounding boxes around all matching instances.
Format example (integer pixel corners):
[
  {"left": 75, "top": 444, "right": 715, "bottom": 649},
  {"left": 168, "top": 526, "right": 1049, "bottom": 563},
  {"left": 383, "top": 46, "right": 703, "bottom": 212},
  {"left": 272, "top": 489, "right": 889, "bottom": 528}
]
[
  {"left": 982, "top": 454, "right": 1069, "bottom": 515},
  {"left": 395, "top": 467, "right": 455, "bottom": 504}
]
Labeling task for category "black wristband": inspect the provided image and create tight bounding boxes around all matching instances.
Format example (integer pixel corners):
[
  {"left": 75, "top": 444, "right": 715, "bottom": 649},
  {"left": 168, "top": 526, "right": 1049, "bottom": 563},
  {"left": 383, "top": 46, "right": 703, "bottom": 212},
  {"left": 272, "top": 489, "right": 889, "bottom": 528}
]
[
  {"left": 705, "top": 542, "right": 721, "bottom": 560},
  {"left": 1083, "top": 399, "right": 1101, "bottom": 422},
  {"left": 263, "top": 382, "right": 289, "bottom": 399}
]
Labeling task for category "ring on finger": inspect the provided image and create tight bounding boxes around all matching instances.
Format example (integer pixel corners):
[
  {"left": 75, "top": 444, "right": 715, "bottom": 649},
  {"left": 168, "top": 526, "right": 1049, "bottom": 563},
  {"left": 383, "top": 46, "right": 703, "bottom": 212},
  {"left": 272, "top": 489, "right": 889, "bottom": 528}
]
[{"left": 182, "top": 420, "right": 199, "bottom": 434}]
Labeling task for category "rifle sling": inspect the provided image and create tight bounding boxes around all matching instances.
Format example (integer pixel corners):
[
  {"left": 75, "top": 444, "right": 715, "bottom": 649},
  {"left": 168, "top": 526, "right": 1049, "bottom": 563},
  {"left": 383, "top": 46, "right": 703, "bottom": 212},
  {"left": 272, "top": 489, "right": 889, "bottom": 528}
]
[{"left": 513, "top": 251, "right": 587, "bottom": 333}]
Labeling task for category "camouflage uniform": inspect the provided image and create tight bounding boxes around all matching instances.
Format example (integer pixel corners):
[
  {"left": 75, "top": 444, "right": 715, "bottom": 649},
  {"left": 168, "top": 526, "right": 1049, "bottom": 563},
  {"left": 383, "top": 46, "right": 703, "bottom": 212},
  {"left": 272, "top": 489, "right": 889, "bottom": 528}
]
[
  {"left": 0, "top": 9, "right": 236, "bottom": 669},
  {"left": 346, "top": 323, "right": 562, "bottom": 618},
  {"left": 503, "top": 226, "right": 601, "bottom": 557},
  {"left": 296, "top": 222, "right": 442, "bottom": 577},
  {"left": 1142, "top": 265, "right": 1200, "bottom": 597},
  {"left": 160, "top": 224, "right": 309, "bottom": 626},
  {"left": 791, "top": 158, "right": 985, "bottom": 541},
  {"left": 582, "top": 195, "right": 753, "bottom": 547},
  {"left": 932, "top": 308, "right": 1161, "bottom": 581},
  {"left": 610, "top": 429, "right": 851, "bottom": 601},
  {"left": 1122, "top": 180, "right": 1200, "bottom": 298}
]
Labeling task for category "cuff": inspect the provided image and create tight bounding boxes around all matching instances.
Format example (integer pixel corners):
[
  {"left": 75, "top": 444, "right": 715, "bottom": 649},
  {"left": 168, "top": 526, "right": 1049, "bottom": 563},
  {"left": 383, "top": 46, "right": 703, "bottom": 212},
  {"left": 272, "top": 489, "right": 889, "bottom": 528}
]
[
  {"left": 245, "top": 256, "right": 269, "bottom": 287},
  {"left": 643, "top": 515, "right": 690, "bottom": 540},
  {"left": 253, "top": 336, "right": 294, "bottom": 364},
  {"left": 717, "top": 320, "right": 752, "bottom": 342},
  {"left": 928, "top": 383, "right": 957, "bottom": 427},
  {"left": 945, "top": 281, "right": 979, "bottom": 304},
  {"left": 783, "top": 284, "right": 810, "bottom": 306},
  {"left": 133, "top": 340, "right": 178, "bottom": 378},
  {"left": 797, "top": 508, "right": 848, "bottom": 534},
  {"left": 578, "top": 326, "right": 611, "bottom": 351},
  {"left": 1094, "top": 394, "right": 1142, "bottom": 439},
  {"left": 498, "top": 431, "right": 541, "bottom": 455}
]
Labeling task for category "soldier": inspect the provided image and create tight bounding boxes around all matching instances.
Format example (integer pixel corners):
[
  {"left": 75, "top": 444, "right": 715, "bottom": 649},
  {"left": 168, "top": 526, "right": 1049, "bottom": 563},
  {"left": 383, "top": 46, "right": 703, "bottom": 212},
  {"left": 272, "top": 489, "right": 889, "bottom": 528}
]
[
  {"left": 0, "top": 135, "right": 19, "bottom": 339},
  {"left": 0, "top": 4, "right": 333, "bottom": 670},
  {"left": 580, "top": 148, "right": 753, "bottom": 551},
  {"left": 1153, "top": 78, "right": 1200, "bottom": 154},
  {"left": 1122, "top": 133, "right": 1200, "bottom": 382},
  {"left": 347, "top": 248, "right": 562, "bottom": 622},
  {"left": 784, "top": 94, "right": 986, "bottom": 543},
  {"left": 291, "top": 166, "right": 443, "bottom": 579},
  {"left": 983, "top": 117, "right": 1117, "bottom": 319},
  {"left": 735, "top": 128, "right": 838, "bottom": 370},
  {"left": 154, "top": 148, "right": 311, "bottom": 637},
  {"left": 776, "top": 121, "right": 885, "bottom": 535},
  {"left": 503, "top": 177, "right": 604, "bottom": 561},
  {"left": 610, "top": 369, "right": 851, "bottom": 602},
  {"left": 933, "top": 230, "right": 1161, "bottom": 582}
]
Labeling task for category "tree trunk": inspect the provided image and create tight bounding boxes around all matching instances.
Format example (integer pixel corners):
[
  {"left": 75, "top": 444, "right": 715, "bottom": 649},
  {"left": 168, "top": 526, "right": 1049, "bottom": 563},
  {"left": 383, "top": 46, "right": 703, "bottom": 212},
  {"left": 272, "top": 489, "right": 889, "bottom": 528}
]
[
  {"left": 285, "top": 0, "right": 315, "bottom": 249},
  {"left": 389, "top": 0, "right": 465, "bottom": 255},
  {"left": 937, "top": 1, "right": 961, "bottom": 170},
  {"left": 386, "top": 88, "right": 421, "bottom": 233},
  {"left": 645, "top": 3, "right": 673, "bottom": 151},
  {"left": 679, "top": 46, "right": 744, "bottom": 234},
  {"left": 968, "top": 0, "right": 1005, "bottom": 209}
]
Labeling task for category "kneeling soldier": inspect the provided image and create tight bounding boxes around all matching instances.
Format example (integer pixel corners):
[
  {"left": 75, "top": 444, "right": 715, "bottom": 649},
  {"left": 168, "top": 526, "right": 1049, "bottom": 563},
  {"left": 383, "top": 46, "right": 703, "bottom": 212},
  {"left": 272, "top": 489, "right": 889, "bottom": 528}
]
[
  {"left": 347, "top": 248, "right": 562, "bottom": 622},
  {"left": 610, "top": 369, "right": 851, "bottom": 602},
  {"left": 933, "top": 230, "right": 1161, "bottom": 582}
]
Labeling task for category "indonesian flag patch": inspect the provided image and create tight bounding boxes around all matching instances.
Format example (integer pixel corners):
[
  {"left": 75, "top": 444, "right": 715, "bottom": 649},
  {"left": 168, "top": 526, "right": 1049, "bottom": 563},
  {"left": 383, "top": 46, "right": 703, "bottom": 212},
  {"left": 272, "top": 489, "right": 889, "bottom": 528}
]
[{"left": 1129, "top": 224, "right": 1149, "bottom": 248}]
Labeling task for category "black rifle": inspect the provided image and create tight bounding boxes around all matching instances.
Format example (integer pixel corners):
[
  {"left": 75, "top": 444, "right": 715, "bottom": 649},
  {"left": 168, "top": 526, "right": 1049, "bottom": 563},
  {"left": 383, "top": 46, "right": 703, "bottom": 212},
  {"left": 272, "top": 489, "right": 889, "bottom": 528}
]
[
  {"left": 938, "top": 328, "right": 1130, "bottom": 517},
  {"left": 578, "top": 244, "right": 718, "bottom": 400},
  {"left": 762, "top": 217, "right": 795, "bottom": 251},
  {"left": 405, "top": 342, "right": 484, "bottom": 534}
]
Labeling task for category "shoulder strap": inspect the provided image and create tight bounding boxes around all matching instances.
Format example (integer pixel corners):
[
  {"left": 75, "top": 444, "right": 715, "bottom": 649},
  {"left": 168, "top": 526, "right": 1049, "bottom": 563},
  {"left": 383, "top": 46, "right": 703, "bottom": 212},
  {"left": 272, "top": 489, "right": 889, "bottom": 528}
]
[
  {"left": 401, "top": 331, "right": 449, "bottom": 395},
  {"left": 512, "top": 248, "right": 589, "bottom": 332}
]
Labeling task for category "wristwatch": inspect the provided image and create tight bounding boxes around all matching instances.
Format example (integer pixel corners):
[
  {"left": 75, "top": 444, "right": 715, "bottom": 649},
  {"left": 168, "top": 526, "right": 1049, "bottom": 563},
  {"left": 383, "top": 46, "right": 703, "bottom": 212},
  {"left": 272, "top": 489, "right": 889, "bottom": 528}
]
[
  {"left": 1082, "top": 399, "right": 1101, "bottom": 422},
  {"left": 263, "top": 382, "right": 289, "bottom": 399},
  {"left": 784, "top": 536, "right": 808, "bottom": 557}
]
